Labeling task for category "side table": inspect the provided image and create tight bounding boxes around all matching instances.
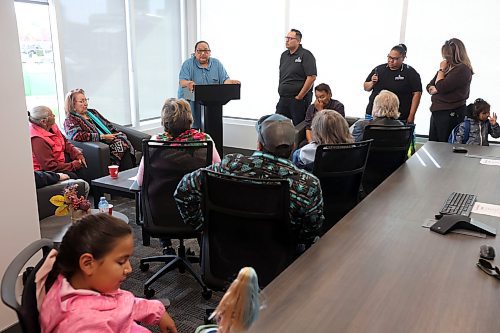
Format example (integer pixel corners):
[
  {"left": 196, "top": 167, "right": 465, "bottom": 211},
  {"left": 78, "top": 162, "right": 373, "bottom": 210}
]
[{"left": 40, "top": 209, "right": 129, "bottom": 243}]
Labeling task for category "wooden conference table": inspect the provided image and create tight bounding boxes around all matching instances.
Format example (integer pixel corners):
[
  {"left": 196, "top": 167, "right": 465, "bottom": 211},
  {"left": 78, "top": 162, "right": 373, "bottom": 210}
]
[{"left": 248, "top": 142, "right": 500, "bottom": 333}]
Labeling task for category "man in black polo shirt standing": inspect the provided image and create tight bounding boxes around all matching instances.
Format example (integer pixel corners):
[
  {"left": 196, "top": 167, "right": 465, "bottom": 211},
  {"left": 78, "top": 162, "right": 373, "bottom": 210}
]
[{"left": 276, "top": 29, "right": 317, "bottom": 125}]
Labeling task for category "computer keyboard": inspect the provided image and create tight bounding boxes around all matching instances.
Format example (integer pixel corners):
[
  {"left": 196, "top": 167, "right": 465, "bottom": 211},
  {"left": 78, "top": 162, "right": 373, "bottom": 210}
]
[{"left": 440, "top": 192, "right": 477, "bottom": 216}]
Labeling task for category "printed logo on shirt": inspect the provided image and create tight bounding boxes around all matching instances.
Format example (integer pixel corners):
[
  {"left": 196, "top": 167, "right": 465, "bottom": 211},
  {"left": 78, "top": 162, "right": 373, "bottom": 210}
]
[
  {"left": 395, "top": 75, "right": 405, "bottom": 81},
  {"left": 295, "top": 57, "right": 302, "bottom": 63}
]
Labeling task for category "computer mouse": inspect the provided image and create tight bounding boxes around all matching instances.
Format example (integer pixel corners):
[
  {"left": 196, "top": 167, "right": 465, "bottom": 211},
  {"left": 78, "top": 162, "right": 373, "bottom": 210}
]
[
  {"left": 452, "top": 146, "right": 468, "bottom": 153},
  {"left": 480, "top": 245, "right": 495, "bottom": 260}
]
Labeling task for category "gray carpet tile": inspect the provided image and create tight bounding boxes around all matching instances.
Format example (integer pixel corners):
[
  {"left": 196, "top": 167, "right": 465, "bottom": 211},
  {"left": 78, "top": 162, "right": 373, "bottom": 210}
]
[{"left": 110, "top": 197, "right": 223, "bottom": 333}]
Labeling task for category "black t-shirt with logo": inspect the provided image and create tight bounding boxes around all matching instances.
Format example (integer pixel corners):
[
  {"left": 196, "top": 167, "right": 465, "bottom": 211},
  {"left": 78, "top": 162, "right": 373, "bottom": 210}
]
[
  {"left": 365, "top": 63, "right": 422, "bottom": 121},
  {"left": 278, "top": 45, "right": 317, "bottom": 98}
]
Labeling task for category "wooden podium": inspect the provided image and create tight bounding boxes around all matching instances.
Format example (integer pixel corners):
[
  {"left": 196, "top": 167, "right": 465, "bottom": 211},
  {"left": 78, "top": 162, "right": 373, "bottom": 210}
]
[{"left": 183, "top": 84, "right": 240, "bottom": 154}]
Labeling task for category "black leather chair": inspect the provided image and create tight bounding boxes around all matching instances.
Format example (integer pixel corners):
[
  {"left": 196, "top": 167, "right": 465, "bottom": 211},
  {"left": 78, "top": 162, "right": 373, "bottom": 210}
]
[
  {"left": 139, "top": 140, "right": 212, "bottom": 299},
  {"left": 69, "top": 123, "right": 151, "bottom": 183},
  {"left": 294, "top": 116, "right": 359, "bottom": 149},
  {"left": 200, "top": 170, "right": 296, "bottom": 291},
  {"left": 294, "top": 120, "right": 307, "bottom": 148},
  {"left": 312, "top": 140, "right": 372, "bottom": 234},
  {"left": 1, "top": 239, "right": 54, "bottom": 333},
  {"left": 362, "top": 124, "right": 415, "bottom": 194}
]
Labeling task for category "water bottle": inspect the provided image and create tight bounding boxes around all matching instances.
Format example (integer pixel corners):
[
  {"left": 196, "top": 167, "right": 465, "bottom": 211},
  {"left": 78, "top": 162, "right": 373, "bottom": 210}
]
[{"left": 98, "top": 197, "right": 109, "bottom": 213}]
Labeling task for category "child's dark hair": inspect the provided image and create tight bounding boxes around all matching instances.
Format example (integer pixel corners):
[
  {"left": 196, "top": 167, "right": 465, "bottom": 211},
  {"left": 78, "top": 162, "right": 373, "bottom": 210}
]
[
  {"left": 55, "top": 213, "right": 132, "bottom": 279},
  {"left": 467, "top": 98, "right": 490, "bottom": 120}
]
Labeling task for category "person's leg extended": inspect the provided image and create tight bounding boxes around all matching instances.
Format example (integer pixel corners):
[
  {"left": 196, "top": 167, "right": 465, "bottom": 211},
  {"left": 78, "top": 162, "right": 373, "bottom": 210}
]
[
  {"left": 276, "top": 97, "right": 293, "bottom": 121},
  {"left": 290, "top": 98, "right": 307, "bottom": 125}
]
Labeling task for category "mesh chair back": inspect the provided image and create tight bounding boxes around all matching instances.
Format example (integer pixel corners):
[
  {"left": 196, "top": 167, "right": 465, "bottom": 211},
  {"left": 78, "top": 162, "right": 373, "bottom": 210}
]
[
  {"left": 1, "top": 239, "right": 54, "bottom": 333},
  {"left": 201, "top": 170, "right": 295, "bottom": 290},
  {"left": 312, "top": 140, "right": 372, "bottom": 232},
  {"left": 141, "top": 140, "right": 212, "bottom": 238},
  {"left": 362, "top": 124, "right": 415, "bottom": 193}
]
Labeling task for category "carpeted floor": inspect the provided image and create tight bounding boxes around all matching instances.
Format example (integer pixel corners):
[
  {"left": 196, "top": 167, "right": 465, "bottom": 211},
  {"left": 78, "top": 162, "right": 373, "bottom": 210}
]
[{"left": 110, "top": 197, "right": 223, "bottom": 333}]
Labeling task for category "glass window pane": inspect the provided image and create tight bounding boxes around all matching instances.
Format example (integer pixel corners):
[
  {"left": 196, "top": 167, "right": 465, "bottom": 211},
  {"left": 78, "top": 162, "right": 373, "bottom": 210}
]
[
  {"left": 58, "top": 0, "right": 131, "bottom": 125},
  {"left": 290, "top": 0, "right": 403, "bottom": 122},
  {"left": 406, "top": 0, "right": 500, "bottom": 136},
  {"left": 15, "top": 2, "right": 59, "bottom": 122},
  {"left": 200, "top": 0, "right": 286, "bottom": 119},
  {"left": 134, "top": 0, "right": 181, "bottom": 121}
]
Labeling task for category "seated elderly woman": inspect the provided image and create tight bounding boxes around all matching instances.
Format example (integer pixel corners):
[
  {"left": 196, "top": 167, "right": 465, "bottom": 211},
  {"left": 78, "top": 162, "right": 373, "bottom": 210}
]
[
  {"left": 136, "top": 97, "right": 221, "bottom": 254},
  {"left": 350, "top": 90, "right": 404, "bottom": 142},
  {"left": 292, "top": 109, "right": 353, "bottom": 172},
  {"left": 136, "top": 98, "right": 221, "bottom": 187},
  {"left": 63, "top": 88, "right": 134, "bottom": 169},
  {"left": 29, "top": 106, "right": 86, "bottom": 179}
]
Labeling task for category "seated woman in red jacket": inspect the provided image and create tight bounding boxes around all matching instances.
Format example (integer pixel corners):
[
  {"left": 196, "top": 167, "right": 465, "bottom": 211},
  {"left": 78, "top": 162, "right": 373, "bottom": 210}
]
[
  {"left": 63, "top": 88, "right": 134, "bottom": 170},
  {"left": 29, "top": 106, "right": 86, "bottom": 179}
]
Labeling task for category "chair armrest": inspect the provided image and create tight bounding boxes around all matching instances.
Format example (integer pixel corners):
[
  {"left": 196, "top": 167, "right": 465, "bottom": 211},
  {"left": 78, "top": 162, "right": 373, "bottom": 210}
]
[
  {"left": 112, "top": 123, "right": 151, "bottom": 152},
  {"left": 70, "top": 141, "right": 110, "bottom": 182},
  {"left": 346, "top": 116, "right": 360, "bottom": 127},
  {"left": 37, "top": 180, "right": 87, "bottom": 220},
  {"left": 294, "top": 121, "right": 307, "bottom": 148}
]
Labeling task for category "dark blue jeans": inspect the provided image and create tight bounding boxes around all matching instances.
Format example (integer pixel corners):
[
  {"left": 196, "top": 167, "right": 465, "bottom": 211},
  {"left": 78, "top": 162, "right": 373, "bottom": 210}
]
[{"left": 276, "top": 92, "right": 312, "bottom": 126}]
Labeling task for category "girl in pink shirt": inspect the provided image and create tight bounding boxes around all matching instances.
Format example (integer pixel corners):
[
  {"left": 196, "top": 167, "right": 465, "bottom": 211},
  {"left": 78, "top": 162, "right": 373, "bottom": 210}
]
[{"left": 39, "top": 214, "right": 177, "bottom": 333}]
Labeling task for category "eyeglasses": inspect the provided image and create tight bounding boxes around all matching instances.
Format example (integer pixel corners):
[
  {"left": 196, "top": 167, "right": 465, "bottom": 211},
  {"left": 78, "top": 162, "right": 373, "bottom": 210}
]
[
  {"left": 285, "top": 37, "right": 297, "bottom": 41},
  {"left": 476, "top": 258, "right": 500, "bottom": 279},
  {"left": 387, "top": 55, "right": 402, "bottom": 61},
  {"left": 76, "top": 98, "right": 89, "bottom": 103},
  {"left": 196, "top": 49, "right": 211, "bottom": 54}
]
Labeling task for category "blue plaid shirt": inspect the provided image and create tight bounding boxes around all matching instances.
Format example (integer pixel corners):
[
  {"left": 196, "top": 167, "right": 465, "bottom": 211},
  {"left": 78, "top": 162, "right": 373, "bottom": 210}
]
[{"left": 174, "top": 151, "right": 324, "bottom": 242}]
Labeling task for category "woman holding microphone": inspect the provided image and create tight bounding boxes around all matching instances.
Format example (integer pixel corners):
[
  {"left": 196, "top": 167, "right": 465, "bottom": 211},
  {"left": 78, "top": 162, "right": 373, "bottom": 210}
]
[{"left": 363, "top": 44, "right": 422, "bottom": 124}]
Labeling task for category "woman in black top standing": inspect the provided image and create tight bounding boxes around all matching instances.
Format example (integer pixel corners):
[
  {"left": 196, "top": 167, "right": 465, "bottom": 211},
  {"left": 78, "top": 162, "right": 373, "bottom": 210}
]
[
  {"left": 364, "top": 44, "right": 422, "bottom": 124},
  {"left": 427, "top": 38, "right": 473, "bottom": 142}
]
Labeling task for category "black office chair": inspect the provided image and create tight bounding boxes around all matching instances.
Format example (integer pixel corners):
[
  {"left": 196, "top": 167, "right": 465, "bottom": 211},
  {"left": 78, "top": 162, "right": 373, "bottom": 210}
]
[
  {"left": 362, "top": 124, "right": 415, "bottom": 194},
  {"left": 200, "top": 170, "right": 296, "bottom": 291},
  {"left": 312, "top": 140, "right": 372, "bottom": 234},
  {"left": 69, "top": 123, "right": 151, "bottom": 183},
  {"left": 139, "top": 140, "right": 212, "bottom": 299},
  {"left": 1, "top": 239, "right": 54, "bottom": 333}
]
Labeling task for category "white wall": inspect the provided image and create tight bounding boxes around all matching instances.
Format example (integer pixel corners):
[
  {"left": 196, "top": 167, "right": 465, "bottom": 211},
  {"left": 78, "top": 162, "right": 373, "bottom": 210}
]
[{"left": 0, "top": 1, "right": 42, "bottom": 330}]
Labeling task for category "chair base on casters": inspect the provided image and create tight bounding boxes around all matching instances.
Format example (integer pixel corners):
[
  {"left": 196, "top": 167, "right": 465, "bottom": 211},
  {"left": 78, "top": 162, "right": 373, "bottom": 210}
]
[{"left": 139, "top": 242, "right": 212, "bottom": 300}]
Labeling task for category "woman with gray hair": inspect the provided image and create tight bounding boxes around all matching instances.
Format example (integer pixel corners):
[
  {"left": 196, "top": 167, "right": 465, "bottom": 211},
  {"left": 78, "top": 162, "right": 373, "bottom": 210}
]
[
  {"left": 135, "top": 98, "right": 221, "bottom": 186},
  {"left": 63, "top": 88, "right": 134, "bottom": 169},
  {"left": 351, "top": 90, "right": 404, "bottom": 142},
  {"left": 28, "top": 105, "right": 87, "bottom": 179},
  {"left": 292, "top": 109, "right": 353, "bottom": 171},
  {"left": 135, "top": 98, "right": 221, "bottom": 254}
]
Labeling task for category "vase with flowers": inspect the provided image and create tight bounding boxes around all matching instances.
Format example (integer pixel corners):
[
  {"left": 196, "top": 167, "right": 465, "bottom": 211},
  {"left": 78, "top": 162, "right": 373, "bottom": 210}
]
[{"left": 49, "top": 184, "right": 91, "bottom": 222}]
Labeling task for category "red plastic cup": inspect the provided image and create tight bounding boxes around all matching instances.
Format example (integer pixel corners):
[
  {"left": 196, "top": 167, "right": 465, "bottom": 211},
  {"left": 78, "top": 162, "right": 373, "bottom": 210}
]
[
  {"left": 108, "top": 204, "right": 113, "bottom": 215},
  {"left": 108, "top": 165, "right": 119, "bottom": 179}
]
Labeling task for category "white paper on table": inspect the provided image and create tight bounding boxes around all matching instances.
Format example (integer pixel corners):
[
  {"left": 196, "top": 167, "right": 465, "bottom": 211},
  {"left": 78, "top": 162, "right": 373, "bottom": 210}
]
[
  {"left": 128, "top": 176, "right": 137, "bottom": 181},
  {"left": 472, "top": 202, "right": 500, "bottom": 218},
  {"left": 480, "top": 158, "right": 500, "bottom": 166}
]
